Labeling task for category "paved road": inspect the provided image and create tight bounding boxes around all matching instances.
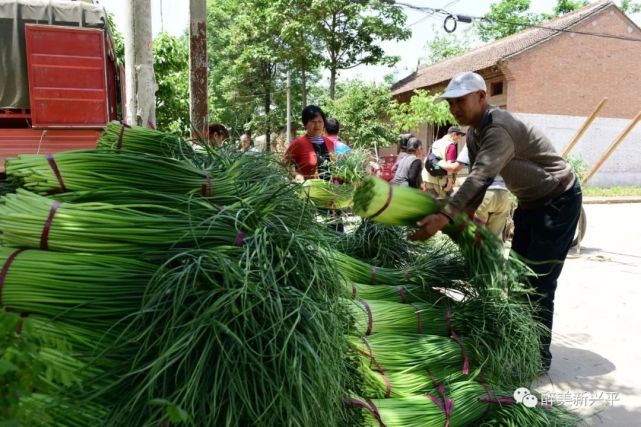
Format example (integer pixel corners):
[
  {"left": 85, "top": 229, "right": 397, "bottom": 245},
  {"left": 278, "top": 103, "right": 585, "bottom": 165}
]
[{"left": 533, "top": 203, "right": 641, "bottom": 426}]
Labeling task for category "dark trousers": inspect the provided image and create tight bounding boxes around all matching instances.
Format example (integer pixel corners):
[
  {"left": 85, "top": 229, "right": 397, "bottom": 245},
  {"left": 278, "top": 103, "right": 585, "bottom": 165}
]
[{"left": 511, "top": 179, "right": 583, "bottom": 368}]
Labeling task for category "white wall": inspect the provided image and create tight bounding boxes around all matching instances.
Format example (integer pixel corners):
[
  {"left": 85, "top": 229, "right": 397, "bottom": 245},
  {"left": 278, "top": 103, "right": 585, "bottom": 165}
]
[{"left": 514, "top": 113, "right": 641, "bottom": 188}]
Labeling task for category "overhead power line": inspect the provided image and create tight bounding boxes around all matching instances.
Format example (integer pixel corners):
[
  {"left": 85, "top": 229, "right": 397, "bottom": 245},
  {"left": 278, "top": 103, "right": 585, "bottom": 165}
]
[
  {"left": 408, "top": 0, "right": 459, "bottom": 26},
  {"left": 393, "top": 1, "right": 641, "bottom": 42}
]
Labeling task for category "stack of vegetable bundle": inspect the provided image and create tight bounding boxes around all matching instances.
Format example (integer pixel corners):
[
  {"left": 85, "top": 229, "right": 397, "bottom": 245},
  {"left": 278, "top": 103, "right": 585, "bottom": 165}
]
[
  {"left": 330, "top": 250, "right": 465, "bottom": 289},
  {"left": 5, "top": 151, "right": 239, "bottom": 202},
  {"left": 0, "top": 248, "right": 155, "bottom": 320},
  {"left": 354, "top": 381, "right": 490, "bottom": 427},
  {"left": 96, "top": 121, "right": 196, "bottom": 158},
  {"left": 0, "top": 190, "right": 251, "bottom": 254},
  {"left": 0, "top": 126, "right": 354, "bottom": 426},
  {"left": 345, "top": 282, "right": 441, "bottom": 306},
  {"left": 353, "top": 175, "right": 518, "bottom": 282},
  {"left": 0, "top": 122, "right": 579, "bottom": 426},
  {"left": 342, "top": 178, "right": 578, "bottom": 425},
  {"left": 342, "top": 276, "right": 575, "bottom": 426},
  {"left": 351, "top": 175, "right": 545, "bottom": 379}
]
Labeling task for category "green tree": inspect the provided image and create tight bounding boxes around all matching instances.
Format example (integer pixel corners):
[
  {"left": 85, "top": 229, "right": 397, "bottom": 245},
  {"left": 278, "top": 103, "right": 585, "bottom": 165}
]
[
  {"left": 279, "top": 0, "right": 324, "bottom": 110},
  {"left": 106, "top": 12, "right": 125, "bottom": 65},
  {"left": 390, "top": 90, "right": 454, "bottom": 133},
  {"left": 206, "top": 0, "right": 316, "bottom": 147},
  {"left": 153, "top": 33, "right": 190, "bottom": 135},
  {"left": 321, "top": 82, "right": 455, "bottom": 151},
  {"left": 418, "top": 24, "right": 482, "bottom": 67},
  {"left": 476, "top": 0, "right": 543, "bottom": 42},
  {"left": 203, "top": 0, "right": 412, "bottom": 146},
  {"left": 310, "top": 0, "right": 410, "bottom": 99},
  {"left": 552, "top": 0, "right": 588, "bottom": 15},
  {"left": 206, "top": 0, "right": 253, "bottom": 132},
  {"left": 322, "top": 80, "right": 397, "bottom": 150},
  {"left": 225, "top": 0, "right": 294, "bottom": 151},
  {"left": 422, "top": 34, "right": 468, "bottom": 65},
  {"left": 620, "top": 0, "right": 641, "bottom": 13}
]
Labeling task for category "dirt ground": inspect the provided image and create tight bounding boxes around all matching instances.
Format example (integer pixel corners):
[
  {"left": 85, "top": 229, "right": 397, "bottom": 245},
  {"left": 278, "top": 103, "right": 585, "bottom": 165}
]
[{"left": 532, "top": 203, "right": 641, "bottom": 426}]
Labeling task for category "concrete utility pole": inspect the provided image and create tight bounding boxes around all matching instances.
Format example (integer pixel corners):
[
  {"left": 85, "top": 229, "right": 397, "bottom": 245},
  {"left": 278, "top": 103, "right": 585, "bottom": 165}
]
[
  {"left": 189, "top": 0, "right": 208, "bottom": 139},
  {"left": 124, "top": 0, "right": 156, "bottom": 128}
]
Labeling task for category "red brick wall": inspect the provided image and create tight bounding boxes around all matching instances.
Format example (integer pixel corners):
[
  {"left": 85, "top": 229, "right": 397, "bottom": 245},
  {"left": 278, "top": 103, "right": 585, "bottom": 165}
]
[{"left": 506, "top": 6, "right": 641, "bottom": 119}]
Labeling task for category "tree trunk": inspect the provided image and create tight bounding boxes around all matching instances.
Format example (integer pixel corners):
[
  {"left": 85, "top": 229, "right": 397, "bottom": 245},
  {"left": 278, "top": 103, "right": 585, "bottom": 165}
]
[
  {"left": 264, "top": 90, "right": 271, "bottom": 153},
  {"left": 301, "top": 65, "right": 307, "bottom": 108},
  {"left": 329, "top": 65, "right": 337, "bottom": 100},
  {"left": 189, "top": 0, "right": 208, "bottom": 139}
]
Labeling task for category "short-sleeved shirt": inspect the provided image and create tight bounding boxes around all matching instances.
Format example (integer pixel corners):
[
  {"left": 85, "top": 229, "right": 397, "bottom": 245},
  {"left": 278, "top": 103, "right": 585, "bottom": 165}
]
[
  {"left": 445, "top": 144, "right": 458, "bottom": 162},
  {"left": 327, "top": 135, "right": 351, "bottom": 155},
  {"left": 432, "top": 134, "right": 458, "bottom": 162},
  {"left": 285, "top": 135, "right": 335, "bottom": 179}
]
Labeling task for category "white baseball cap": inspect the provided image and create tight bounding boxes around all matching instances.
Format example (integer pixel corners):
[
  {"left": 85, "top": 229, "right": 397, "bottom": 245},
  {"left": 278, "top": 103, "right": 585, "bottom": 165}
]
[{"left": 436, "top": 72, "right": 487, "bottom": 103}]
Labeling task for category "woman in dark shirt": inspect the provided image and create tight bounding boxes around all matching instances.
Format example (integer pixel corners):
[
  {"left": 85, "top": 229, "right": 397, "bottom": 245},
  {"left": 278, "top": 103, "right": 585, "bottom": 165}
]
[{"left": 392, "top": 137, "right": 423, "bottom": 188}]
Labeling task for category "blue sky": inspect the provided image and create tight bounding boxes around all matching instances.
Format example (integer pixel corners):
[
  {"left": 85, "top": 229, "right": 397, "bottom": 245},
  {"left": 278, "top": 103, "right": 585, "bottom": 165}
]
[{"left": 101, "top": 0, "right": 641, "bottom": 84}]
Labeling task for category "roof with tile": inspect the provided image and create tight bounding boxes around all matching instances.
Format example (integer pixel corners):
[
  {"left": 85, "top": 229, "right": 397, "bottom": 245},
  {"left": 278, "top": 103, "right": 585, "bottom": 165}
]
[{"left": 391, "top": 0, "right": 616, "bottom": 96}]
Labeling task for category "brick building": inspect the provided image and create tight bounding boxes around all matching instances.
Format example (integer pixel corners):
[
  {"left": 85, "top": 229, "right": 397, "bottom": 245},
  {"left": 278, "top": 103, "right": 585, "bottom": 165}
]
[{"left": 391, "top": 0, "right": 641, "bottom": 186}]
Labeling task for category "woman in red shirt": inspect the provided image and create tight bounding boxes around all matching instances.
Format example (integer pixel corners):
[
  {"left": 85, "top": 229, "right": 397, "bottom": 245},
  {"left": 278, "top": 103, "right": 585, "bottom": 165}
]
[{"left": 285, "top": 105, "right": 335, "bottom": 180}]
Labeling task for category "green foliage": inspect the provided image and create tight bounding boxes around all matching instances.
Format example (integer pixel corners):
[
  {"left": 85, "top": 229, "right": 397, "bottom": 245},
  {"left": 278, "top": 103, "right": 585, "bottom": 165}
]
[
  {"left": 106, "top": 12, "right": 125, "bottom": 65},
  {"left": 330, "top": 148, "right": 371, "bottom": 183},
  {"left": 203, "top": 0, "right": 411, "bottom": 141},
  {"left": 390, "top": 90, "right": 455, "bottom": 133},
  {"left": 620, "top": 0, "right": 641, "bottom": 13},
  {"left": 305, "top": 0, "right": 411, "bottom": 98},
  {"left": 0, "top": 312, "right": 42, "bottom": 421},
  {"left": 552, "top": 0, "right": 589, "bottom": 15},
  {"left": 582, "top": 186, "right": 641, "bottom": 196},
  {"left": 227, "top": 0, "right": 292, "bottom": 149},
  {"left": 476, "top": 0, "right": 543, "bottom": 42},
  {"left": 419, "top": 24, "right": 480, "bottom": 67},
  {"left": 422, "top": 34, "right": 468, "bottom": 65},
  {"left": 106, "top": 14, "right": 189, "bottom": 135},
  {"left": 207, "top": 0, "right": 297, "bottom": 144},
  {"left": 320, "top": 85, "right": 453, "bottom": 150},
  {"left": 322, "top": 80, "right": 397, "bottom": 149},
  {"left": 153, "top": 33, "right": 190, "bottom": 135},
  {"left": 567, "top": 155, "right": 589, "bottom": 182},
  {"left": 207, "top": 0, "right": 250, "bottom": 132},
  {"left": 149, "top": 399, "right": 190, "bottom": 424}
]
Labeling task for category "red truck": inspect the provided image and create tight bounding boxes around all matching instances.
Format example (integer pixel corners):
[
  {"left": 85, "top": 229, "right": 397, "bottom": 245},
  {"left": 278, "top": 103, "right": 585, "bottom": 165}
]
[{"left": 0, "top": 0, "right": 123, "bottom": 176}]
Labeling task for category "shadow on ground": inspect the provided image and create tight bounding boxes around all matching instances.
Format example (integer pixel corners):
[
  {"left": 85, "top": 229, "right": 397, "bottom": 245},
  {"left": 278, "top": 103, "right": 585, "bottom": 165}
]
[
  {"left": 533, "top": 340, "right": 641, "bottom": 426},
  {"left": 567, "top": 246, "right": 641, "bottom": 267}
]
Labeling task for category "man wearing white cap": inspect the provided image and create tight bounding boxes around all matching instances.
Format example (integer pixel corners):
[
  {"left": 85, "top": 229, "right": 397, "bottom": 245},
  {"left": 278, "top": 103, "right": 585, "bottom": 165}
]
[{"left": 410, "top": 71, "right": 583, "bottom": 373}]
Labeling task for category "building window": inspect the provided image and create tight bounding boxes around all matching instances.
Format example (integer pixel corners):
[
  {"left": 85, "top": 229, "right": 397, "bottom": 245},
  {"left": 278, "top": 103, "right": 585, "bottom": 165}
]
[{"left": 491, "top": 81, "right": 504, "bottom": 96}]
